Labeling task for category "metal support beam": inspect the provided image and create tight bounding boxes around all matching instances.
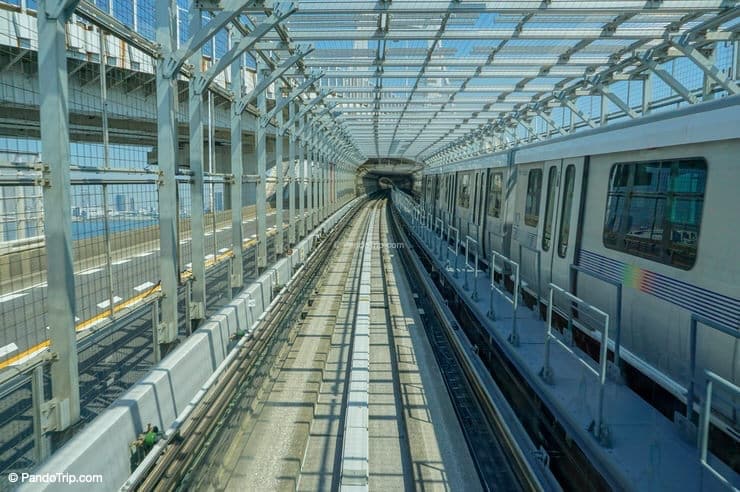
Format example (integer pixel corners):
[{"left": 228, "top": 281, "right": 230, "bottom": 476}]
[
  {"left": 559, "top": 95, "right": 598, "bottom": 129},
  {"left": 155, "top": 0, "right": 180, "bottom": 347},
  {"left": 263, "top": 70, "right": 324, "bottom": 122},
  {"left": 275, "top": 83, "right": 285, "bottom": 256},
  {"left": 282, "top": 90, "right": 332, "bottom": 133},
  {"left": 45, "top": 0, "right": 81, "bottom": 20},
  {"left": 642, "top": 73, "right": 652, "bottom": 115},
  {"left": 288, "top": 99, "right": 296, "bottom": 246},
  {"left": 256, "top": 61, "right": 268, "bottom": 269},
  {"left": 298, "top": 112, "right": 306, "bottom": 238},
  {"left": 307, "top": 126, "right": 314, "bottom": 230},
  {"left": 639, "top": 53, "right": 698, "bottom": 104},
  {"left": 230, "top": 31, "right": 244, "bottom": 289},
  {"left": 670, "top": 40, "right": 740, "bottom": 96},
  {"left": 589, "top": 79, "right": 638, "bottom": 119},
  {"left": 189, "top": 4, "right": 206, "bottom": 323},
  {"left": 164, "top": 0, "right": 261, "bottom": 78},
  {"left": 239, "top": 47, "right": 313, "bottom": 115},
  {"left": 37, "top": 0, "right": 80, "bottom": 432},
  {"left": 191, "top": 3, "right": 297, "bottom": 94}
]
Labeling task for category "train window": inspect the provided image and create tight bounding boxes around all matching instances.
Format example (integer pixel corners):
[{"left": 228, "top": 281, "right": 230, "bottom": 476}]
[
  {"left": 458, "top": 173, "right": 471, "bottom": 207},
  {"left": 603, "top": 158, "right": 706, "bottom": 270},
  {"left": 524, "top": 169, "right": 543, "bottom": 227},
  {"left": 541, "top": 167, "right": 558, "bottom": 251},
  {"left": 487, "top": 172, "right": 503, "bottom": 218},
  {"left": 558, "top": 165, "right": 576, "bottom": 258}
]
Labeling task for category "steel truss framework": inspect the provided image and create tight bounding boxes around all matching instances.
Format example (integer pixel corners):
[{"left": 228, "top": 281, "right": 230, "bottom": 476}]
[
  {"left": 234, "top": 0, "right": 738, "bottom": 163},
  {"left": 16, "top": 0, "right": 740, "bottom": 442}
]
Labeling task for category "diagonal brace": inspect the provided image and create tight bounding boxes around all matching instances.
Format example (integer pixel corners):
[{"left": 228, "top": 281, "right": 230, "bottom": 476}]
[
  {"left": 263, "top": 70, "right": 325, "bottom": 122},
  {"left": 559, "top": 94, "right": 597, "bottom": 129},
  {"left": 669, "top": 40, "right": 739, "bottom": 95},
  {"left": 588, "top": 76, "right": 638, "bottom": 118},
  {"left": 163, "top": 0, "right": 262, "bottom": 78},
  {"left": 639, "top": 52, "right": 698, "bottom": 104},
  {"left": 235, "top": 46, "right": 313, "bottom": 114},
  {"left": 177, "top": 1, "right": 296, "bottom": 83},
  {"left": 282, "top": 90, "right": 332, "bottom": 134}
]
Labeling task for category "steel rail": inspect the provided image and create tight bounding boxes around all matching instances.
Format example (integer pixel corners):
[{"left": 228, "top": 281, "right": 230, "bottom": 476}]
[{"left": 132, "top": 197, "right": 370, "bottom": 491}]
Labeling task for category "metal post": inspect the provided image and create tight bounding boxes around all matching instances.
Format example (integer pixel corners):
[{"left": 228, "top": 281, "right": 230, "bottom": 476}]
[
  {"left": 151, "top": 299, "right": 161, "bottom": 361},
  {"left": 101, "top": 184, "right": 115, "bottom": 316},
  {"left": 99, "top": 29, "right": 115, "bottom": 319},
  {"left": 229, "top": 33, "right": 244, "bottom": 289},
  {"left": 38, "top": 0, "right": 81, "bottom": 430},
  {"left": 687, "top": 317, "right": 698, "bottom": 421},
  {"left": 308, "top": 129, "right": 315, "bottom": 230},
  {"left": 488, "top": 252, "right": 496, "bottom": 320},
  {"left": 189, "top": 4, "right": 206, "bottom": 323},
  {"left": 32, "top": 365, "right": 51, "bottom": 462},
  {"left": 256, "top": 60, "right": 268, "bottom": 270},
  {"left": 155, "top": 0, "right": 180, "bottom": 350},
  {"left": 540, "top": 287, "right": 555, "bottom": 384},
  {"left": 642, "top": 74, "right": 652, "bottom": 115},
  {"left": 288, "top": 102, "right": 296, "bottom": 246},
  {"left": 298, "top": 112, "right": 306, "bottom": 238},
  {"left": 699, "top": 377, "right": 713, "bottom": 461},
  {"left": 275, "top": 84, "right": 285, "bottom": 256}
]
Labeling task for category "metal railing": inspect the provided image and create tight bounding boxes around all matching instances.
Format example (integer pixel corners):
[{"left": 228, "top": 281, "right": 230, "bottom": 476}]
[
  {"left": 463, "top": 235, "right": 480, "bottom": 301},
  {"left": 571, "top": 264, "right": 624, "bottom": 375},
  {"left": 488, "top": 250, "right": 521, "bottom": 347},
  {"left": 686, "top": 315, "right": 739, "bottom": 426},
  {"left": 446, "top": 225, "right": 460, "bottom": 278},
  {"left": 698, "top": 370, "right": 740, "bottom": 492},
  {"left": 518, "top": 242, "right": 543, "bottom": 320},
  {"left": 435, "top": 217, "right": 445, "bottom": 260},
  {"left": 540, "top": 282, "right": 611, "bottom": 447}
]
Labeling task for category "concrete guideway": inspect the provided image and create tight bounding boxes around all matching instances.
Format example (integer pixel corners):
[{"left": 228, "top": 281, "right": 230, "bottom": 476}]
[{"left": 182, "top": 198, "right": 480, "bottom": 491}]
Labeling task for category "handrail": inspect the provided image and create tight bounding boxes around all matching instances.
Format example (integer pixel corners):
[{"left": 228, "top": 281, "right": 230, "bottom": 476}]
[
  {"left": 686, "top": 315, "right": 739, "bottom": 424},
  {"left": 488, "top": 250, "right": 521, "bottom": 347},
  {"left": 698, "top": 370, "right": 740, "bottom": 492},
  {"left": 435, "top": 217, "right": 445, "bottom": 260},
  {"left": 464, "top": 235, "right": 480, "bottom": 301},
  {"left": 570, "top": 264, "right": 624, "bottom": 373},
  {"left": 447, "top": 225, "right": 460, "bottom": 278},
  {"left": 518, "top": 242, "right": 543, "bottom": 320},
  {"left": 541, "top": 282, "right": 611, "bottom": 447}
]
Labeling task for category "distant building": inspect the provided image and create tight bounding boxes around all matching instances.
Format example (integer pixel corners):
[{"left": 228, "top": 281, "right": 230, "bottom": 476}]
[{"left": 115, "top": 194, "right": 126, "bottom": 212}]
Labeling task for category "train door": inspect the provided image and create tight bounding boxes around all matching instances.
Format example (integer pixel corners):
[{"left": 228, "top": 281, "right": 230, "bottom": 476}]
[
  {"left": 471, "top": 170, "right": 488, "bottom": 258},
  {"left": 542, "top": 157, "right": 587, "bottom": 293}
]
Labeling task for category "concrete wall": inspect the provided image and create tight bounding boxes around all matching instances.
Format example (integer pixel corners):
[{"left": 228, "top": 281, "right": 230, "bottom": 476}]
[{"left": 23, "top": 196, "right": 360, "bottom": 492}]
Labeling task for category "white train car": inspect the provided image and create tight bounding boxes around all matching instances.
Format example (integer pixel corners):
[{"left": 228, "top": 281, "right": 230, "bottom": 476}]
[{"left": 421, "top": 95, "right": 740, "bottom": 420}]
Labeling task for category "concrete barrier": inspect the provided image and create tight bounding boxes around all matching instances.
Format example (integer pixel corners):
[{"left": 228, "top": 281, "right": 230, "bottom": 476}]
[{"left": 23, "top": 197, "right": 360, "bottom": 491}]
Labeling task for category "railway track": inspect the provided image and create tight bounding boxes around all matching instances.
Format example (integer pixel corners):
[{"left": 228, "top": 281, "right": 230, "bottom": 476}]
[
  {"left": 131, "top": 194, "right": 539, "bottom": 491},
  {"left": 131, "top": 197, "right": 371, "bottom": 491}
]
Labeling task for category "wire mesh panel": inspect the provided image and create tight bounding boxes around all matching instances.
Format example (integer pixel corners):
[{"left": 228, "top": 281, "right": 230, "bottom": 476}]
[{"left": 0, "top": 181, "right": 47, "bottom": 368}]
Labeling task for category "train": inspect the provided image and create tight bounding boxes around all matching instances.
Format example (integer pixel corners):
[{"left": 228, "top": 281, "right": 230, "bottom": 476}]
[{"left": 418, "top": 95, "right": 740, "bottom": 423}]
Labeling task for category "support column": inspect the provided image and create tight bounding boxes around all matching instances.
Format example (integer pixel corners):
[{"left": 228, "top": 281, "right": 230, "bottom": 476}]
[
  {"left": 188, "top": 5, "right": 206, "bottom": 323},
  {"left": 298, "top": 113, "right": 306, "bottom": 238},
  {"left": 256, "top": 61, "right": 268, "bottom": 269},
  {"left": 307, "top": 126, "right": 314, "bottom": 231},
  {"left": 230, "top": 33, "right": 244, "bottom": 289},
  {"left": 320, "top": 149, "right": 326, "bottom": 221},
  {"left": 37, "top": 0, "right": 81, "bottom": 432},
  {"left": 155, "top": 0, "right": 180, "bottom": 351},
  {"left": 288, "top": 101, "right": 296, "bottom": 246},
  {"left": 642, "top": 74, "right": 652, "bottom": 115},
  {"left": 275, "top": 85, "right": 284, "bottom": 256}
]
